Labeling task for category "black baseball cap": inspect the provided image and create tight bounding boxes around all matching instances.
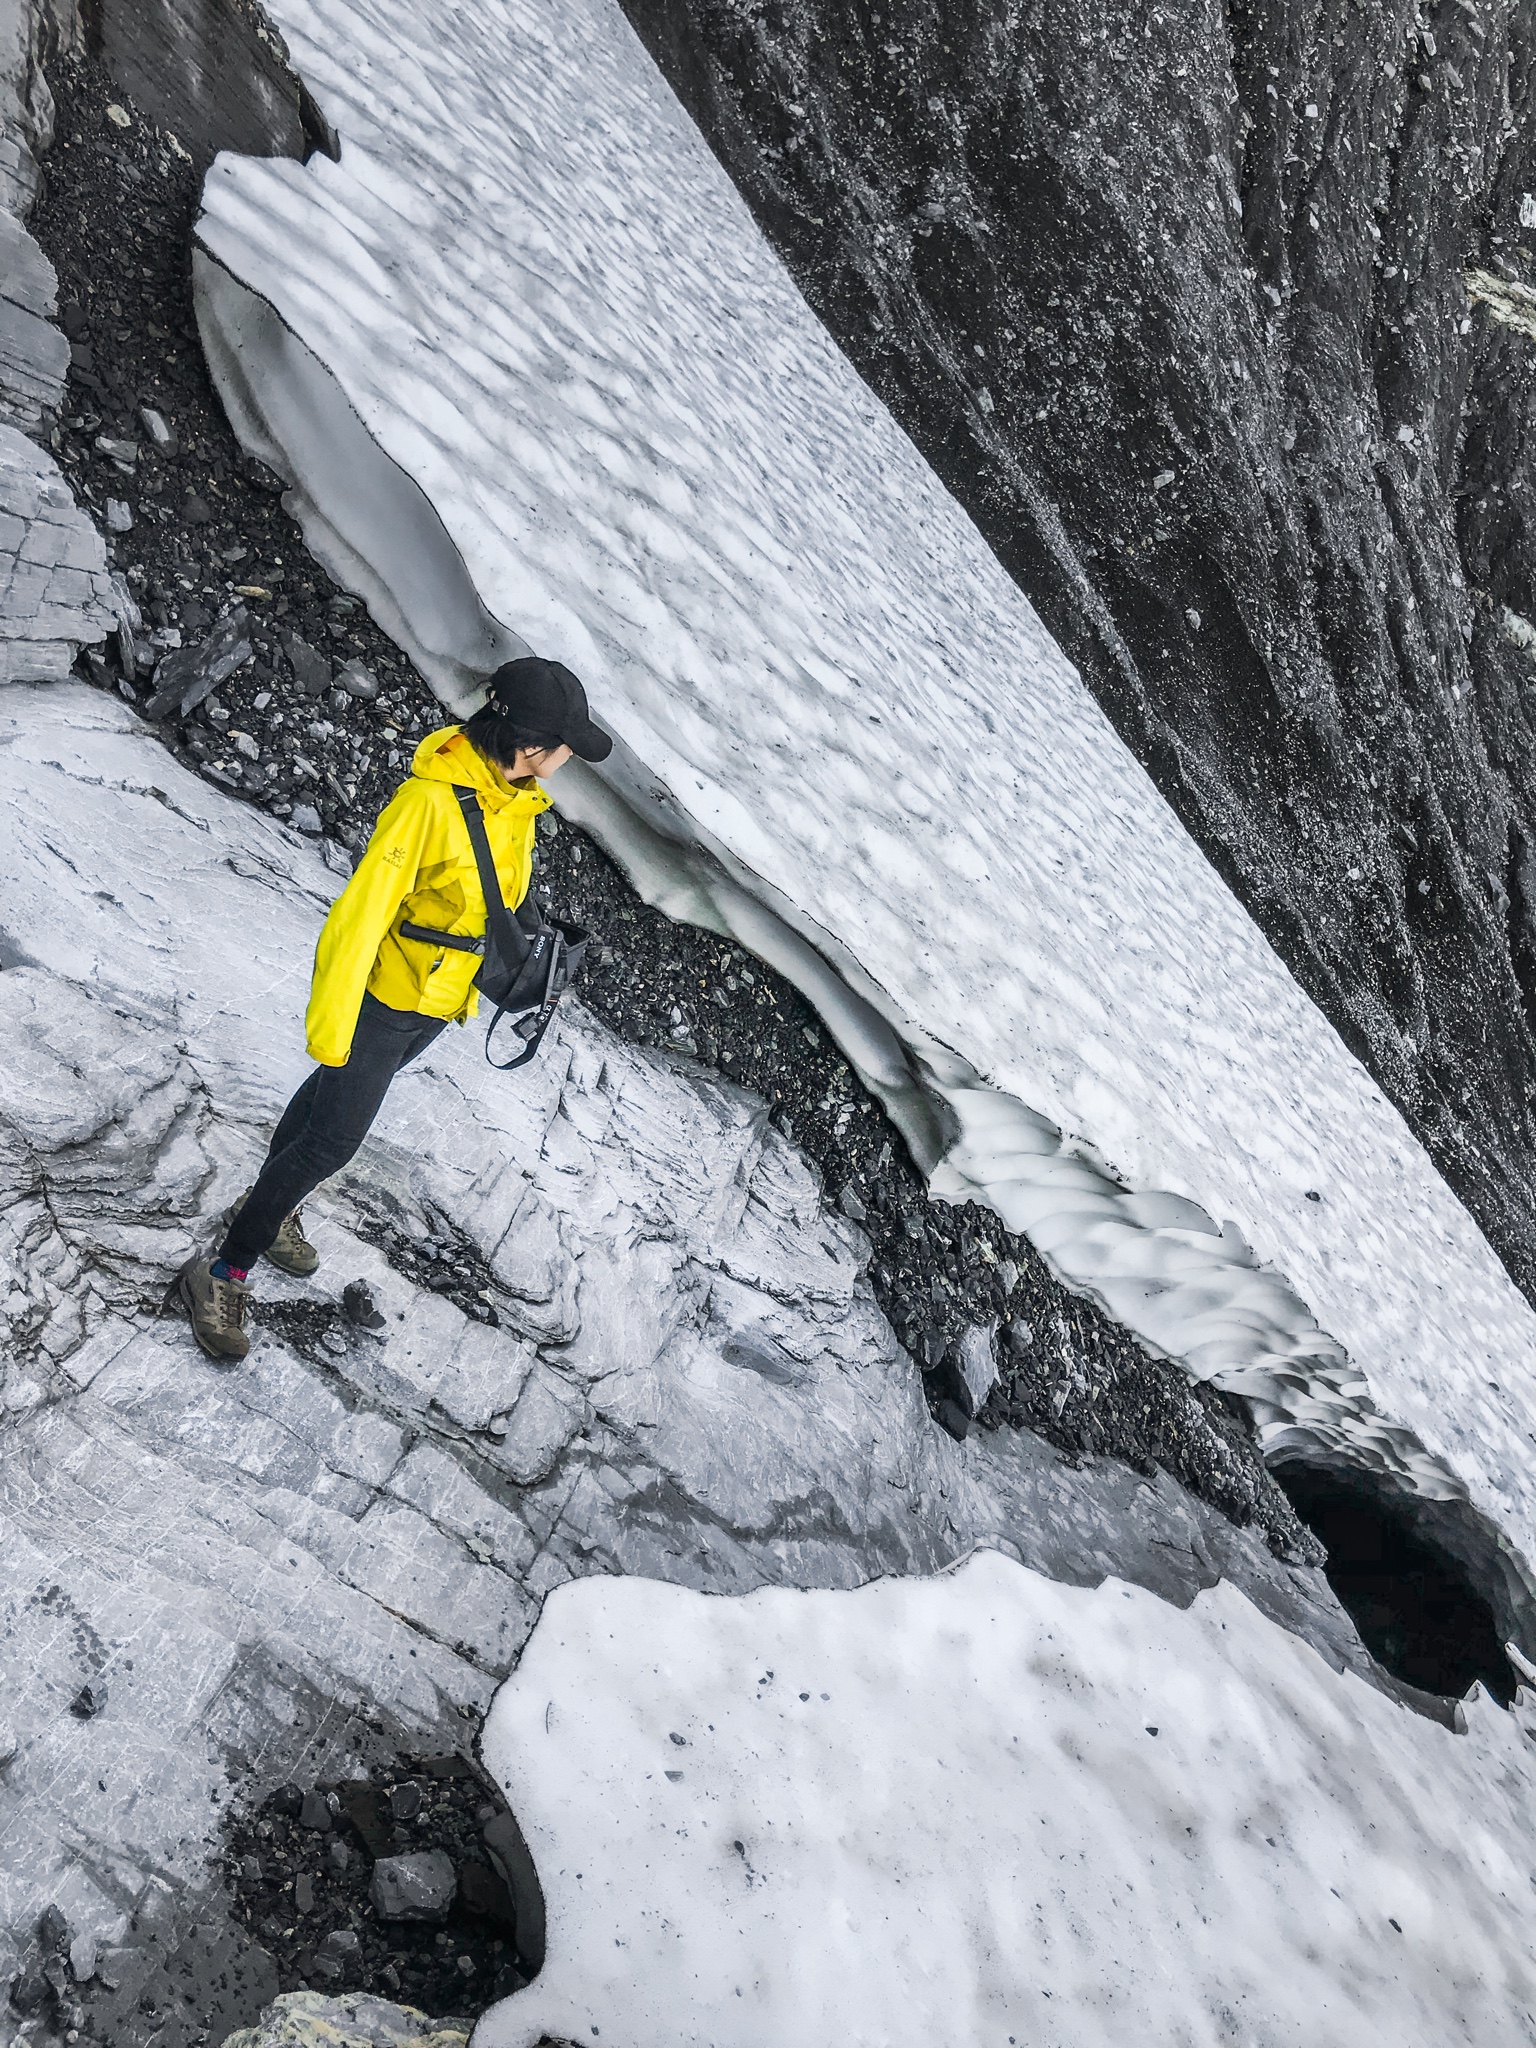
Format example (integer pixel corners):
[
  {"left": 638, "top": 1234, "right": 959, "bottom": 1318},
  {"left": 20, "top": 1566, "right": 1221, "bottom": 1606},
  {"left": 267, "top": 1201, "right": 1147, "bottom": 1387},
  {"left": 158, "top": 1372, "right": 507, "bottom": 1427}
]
[{"left": 484, "top": 656, "right": 613, "bottom": 762}]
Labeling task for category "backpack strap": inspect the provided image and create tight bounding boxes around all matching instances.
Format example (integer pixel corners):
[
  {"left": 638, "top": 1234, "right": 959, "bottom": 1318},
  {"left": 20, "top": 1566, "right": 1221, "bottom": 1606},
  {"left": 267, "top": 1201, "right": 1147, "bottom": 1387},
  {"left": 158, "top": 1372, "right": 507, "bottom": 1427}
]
[{"left": 453, "top": 786, "right": 507, "bottom": 927}]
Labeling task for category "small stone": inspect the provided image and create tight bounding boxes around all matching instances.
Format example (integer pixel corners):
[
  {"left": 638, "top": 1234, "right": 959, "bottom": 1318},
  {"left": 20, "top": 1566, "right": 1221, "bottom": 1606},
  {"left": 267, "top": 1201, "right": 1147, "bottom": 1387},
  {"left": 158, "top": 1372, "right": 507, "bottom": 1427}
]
[
  {"left": 241, "top": 455, "right": 287, "bottom": 493},
  {"left": 319, "top": 1929, "right": 359, "bottom": 1960},
  {"left": 105, "top": 498, "right": 133, "bottom": 534},
  {"left": 138, "top": 406, "right": 174, "bottom": 449},
  {"left": 105, "top": 102, "right": 131, "bottom": 127},
  {"left": 144, "top": 608, "right": 254, "bottom": 721},
  {"left": 954, "top": 1322, "right": 999, "bottom": 1418},
  {"left": 231, "top": 731, "right": 260, "bottom": 761},
  {"left": 1185, "top": 607, "right": 1202, "bottom": 630},
  {"left": 388, "top": 1779, "right": 423, "bottom": 1821},
  {"left": 370, "top": 1849, "right": 457, "bottom": 1922},
  {"left": 293, "top": 1873, "right": 315, "bottom": 1914},
  {"left": 290, "top": 804, "right": 324, "bottom": 837},
  {"left": 183, "top": 493, "right": 212, "bottom": 524},
  {"left": 38, "top": 1906, "right": 69, "bottom": 1953},
  {"left": 343, "top": 1280, "right": 386, "bottom": 1330},
  {"left": 299, "top": 1788, "right": 332, "bottom": 1831},
  {"left": 1006, "top": 1315, "right": 1034, "bottom": 1351},
  {"left": 93, "top": 434, "right": 138, "bottom": 467},
  {"left": 8, "top": 1963, "right": 49, "bottom": 2015},
  {"left": 309, "top": 1954, "right": 343, "bottom": 1987},
  {"left": 68, "top": 1683, "right": 107, "bottom": 1720},
  {"left": 272, "top": 1783, "right": 303, "bottom": 1817},
  {"left": 337, "top": 659, "right": 379, "bottom": 701},
  {"left": 338, "top": 1780, "right": 393, "bottom": 1856},
  {"left": 321, "top": 837, "right": 354, "bottom": 876},
  {"left": 326, "top": 1838, "right": 351, "bottom": 1876},
  {"left": 241, "top": 1855, "right": 262, "bottom": 1883},
  {"left": 837, "top": 1185, "right": 867, "bottom": 1223},
  {"left": 285, "top": 633, "right": 332, "bottom": 697},
  {"left": 67, "top": 1933, "right": 97, "bottom": 1984},
  {"left": 94, "top": 1949, "right": 130, "bottom": 1992}
]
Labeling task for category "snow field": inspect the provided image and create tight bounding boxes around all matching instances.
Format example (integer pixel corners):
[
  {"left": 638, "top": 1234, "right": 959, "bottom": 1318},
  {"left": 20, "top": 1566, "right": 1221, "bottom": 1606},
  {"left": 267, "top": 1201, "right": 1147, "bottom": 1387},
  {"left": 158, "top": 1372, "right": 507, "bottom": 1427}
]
[
  {"left": 192, "top": 0, "right": 1536, "bottom": 1556},
  {"left": 479, "top": 1550, "right": 1536, "bottom": 2048}
]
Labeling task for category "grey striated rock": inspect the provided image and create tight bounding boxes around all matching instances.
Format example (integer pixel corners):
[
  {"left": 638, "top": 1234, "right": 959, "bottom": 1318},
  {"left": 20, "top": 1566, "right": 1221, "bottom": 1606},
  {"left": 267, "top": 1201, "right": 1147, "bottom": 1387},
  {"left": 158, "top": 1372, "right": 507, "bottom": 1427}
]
[
  {"left": 0, "top": 423, "right": 115, "bottom": 680},
  {"left": 0, "top": 214, "right": 68, "bottom": 428},
  {"left": 0, "top": 0, "right": 75, "bottom": 220},
  {"left": 0, "top": 0, "right": 72, "bottom": 428}
]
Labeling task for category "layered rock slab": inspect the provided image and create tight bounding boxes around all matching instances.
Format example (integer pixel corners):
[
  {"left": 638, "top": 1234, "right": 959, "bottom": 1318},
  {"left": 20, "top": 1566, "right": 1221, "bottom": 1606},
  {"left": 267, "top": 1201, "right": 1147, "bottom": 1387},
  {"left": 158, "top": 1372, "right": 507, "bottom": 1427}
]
[{"left": 0, "top": 423, "right": 115, "bottom": 679}]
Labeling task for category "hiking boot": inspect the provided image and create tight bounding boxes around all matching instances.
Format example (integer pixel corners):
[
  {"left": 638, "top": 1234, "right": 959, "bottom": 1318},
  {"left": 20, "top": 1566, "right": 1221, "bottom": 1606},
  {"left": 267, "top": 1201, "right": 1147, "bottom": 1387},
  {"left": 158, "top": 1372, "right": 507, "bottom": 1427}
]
[
  {"left": 226, "top": 1190, "right": 320, "bottom": 1277},
  {"left": 266, "top": 1204, "right": 319, "bottom": 1277},
  {"left": 179, "top": 1258, "right": 252, "bottom": 1364}
]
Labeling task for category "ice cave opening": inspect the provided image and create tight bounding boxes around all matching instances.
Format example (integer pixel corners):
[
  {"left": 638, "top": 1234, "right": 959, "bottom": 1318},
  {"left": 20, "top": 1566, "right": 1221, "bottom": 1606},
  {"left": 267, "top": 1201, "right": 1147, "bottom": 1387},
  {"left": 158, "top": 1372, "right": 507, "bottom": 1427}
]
[{"left": 1272, "top": 1460, "right": 1519, "bottom": 1705}]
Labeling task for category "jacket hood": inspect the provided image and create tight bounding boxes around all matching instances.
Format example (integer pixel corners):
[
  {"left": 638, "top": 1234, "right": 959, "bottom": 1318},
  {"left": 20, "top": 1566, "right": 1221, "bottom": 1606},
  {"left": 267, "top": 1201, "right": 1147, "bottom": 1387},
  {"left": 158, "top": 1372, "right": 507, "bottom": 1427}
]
[{"left": 411, "top": 725, "right": 551, "bottom": 813}]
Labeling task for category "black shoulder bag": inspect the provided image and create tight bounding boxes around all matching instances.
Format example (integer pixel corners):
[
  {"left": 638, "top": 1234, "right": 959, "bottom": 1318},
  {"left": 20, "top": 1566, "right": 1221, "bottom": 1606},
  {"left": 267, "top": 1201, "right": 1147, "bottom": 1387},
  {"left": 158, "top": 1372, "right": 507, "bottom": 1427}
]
[{"left": 400, "top": 786, "right": 588, "bottom": 1069}]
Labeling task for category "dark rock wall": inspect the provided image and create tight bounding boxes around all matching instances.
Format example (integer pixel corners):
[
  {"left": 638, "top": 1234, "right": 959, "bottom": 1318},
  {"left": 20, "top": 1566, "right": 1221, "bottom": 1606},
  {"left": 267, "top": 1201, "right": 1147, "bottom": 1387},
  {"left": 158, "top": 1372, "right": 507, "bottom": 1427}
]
[
  {"left": 613, "top": 0, "right": 1536, "bottom": 1302},
  {"left": 77, "top": 0, "right": 331, "bottom": 172}
]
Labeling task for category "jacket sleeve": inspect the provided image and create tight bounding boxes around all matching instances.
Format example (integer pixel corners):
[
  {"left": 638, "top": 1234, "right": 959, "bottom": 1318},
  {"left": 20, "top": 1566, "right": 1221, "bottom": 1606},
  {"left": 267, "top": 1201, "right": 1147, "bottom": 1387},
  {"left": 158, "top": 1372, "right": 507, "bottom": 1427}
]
[{"left": 305, "top": 781, "right": 434, "bottom": 1066}]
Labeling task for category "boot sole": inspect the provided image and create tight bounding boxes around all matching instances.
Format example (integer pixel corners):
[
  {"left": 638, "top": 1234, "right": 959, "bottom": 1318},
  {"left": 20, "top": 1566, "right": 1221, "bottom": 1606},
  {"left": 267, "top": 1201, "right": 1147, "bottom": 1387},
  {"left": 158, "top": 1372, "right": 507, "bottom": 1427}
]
[{"left": 178, "top": 1269, "right": 251, "bottom": 1365}]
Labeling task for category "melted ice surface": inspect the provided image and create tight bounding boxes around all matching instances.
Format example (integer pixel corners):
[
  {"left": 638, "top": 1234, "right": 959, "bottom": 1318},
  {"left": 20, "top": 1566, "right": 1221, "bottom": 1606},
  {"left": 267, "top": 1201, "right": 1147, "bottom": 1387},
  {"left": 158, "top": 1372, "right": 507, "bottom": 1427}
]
[
  {"left": 481, "top": 1551, "right": 1536, "bottom": 2048},
  {"left": 196, "top": 0, "right": 1536, "bottom": 1544}
]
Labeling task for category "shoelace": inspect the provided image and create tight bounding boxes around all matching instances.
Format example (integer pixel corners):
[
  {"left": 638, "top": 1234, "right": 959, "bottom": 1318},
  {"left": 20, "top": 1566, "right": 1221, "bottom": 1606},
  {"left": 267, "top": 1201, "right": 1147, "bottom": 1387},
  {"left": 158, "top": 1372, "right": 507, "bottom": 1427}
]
[
  {"left": 284, "top": 1208, "right": 306, "bottom": 1242},
  {"left": 212, "top": 1276, "right": 250, "bottom": 1330}
]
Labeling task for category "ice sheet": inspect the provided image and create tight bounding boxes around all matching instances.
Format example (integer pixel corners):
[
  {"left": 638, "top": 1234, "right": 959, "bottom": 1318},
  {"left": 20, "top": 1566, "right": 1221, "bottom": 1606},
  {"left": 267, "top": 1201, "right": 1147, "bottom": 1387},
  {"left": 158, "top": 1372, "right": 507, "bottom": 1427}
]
[
  {"left": 192, "top": 0, "right": 1536, "bottom": 1551},
  {"left": 479, "top": 1551, "right": 1536, "bottom": 2048}
]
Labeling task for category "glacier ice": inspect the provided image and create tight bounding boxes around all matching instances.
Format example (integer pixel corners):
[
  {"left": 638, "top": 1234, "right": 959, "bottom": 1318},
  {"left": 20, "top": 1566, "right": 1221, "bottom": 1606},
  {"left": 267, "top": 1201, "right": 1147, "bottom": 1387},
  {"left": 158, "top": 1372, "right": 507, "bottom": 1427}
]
[
  {"left": 191, "top": 0, "right": 1536, "bottom": 1559},
  {"left": 479, "top": 1551, "right": 1536, "bottom": 2048}
]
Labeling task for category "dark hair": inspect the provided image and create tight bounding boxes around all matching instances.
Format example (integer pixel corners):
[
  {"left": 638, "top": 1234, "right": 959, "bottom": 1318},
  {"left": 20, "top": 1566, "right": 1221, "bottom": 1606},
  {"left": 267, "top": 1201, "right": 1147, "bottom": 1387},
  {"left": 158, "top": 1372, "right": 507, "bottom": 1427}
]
[{"left": 461, "top": 703, "right": 564, "bottom": 771}]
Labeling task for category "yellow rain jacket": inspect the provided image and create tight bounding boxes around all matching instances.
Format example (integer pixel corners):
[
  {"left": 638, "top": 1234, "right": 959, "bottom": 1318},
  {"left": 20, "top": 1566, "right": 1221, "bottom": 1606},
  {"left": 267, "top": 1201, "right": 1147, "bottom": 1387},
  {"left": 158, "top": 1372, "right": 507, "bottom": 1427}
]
[{"left": 305, "top": 725, "right": 550, "bottom": 1066}]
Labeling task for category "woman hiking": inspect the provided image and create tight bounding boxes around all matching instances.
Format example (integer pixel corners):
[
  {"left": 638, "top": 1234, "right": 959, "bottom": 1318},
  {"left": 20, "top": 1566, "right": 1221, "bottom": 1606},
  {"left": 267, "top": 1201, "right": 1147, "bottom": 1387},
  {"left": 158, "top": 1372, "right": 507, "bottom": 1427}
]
[{"left": 180, "top": 655, "right": 613, "bottom": 1363}]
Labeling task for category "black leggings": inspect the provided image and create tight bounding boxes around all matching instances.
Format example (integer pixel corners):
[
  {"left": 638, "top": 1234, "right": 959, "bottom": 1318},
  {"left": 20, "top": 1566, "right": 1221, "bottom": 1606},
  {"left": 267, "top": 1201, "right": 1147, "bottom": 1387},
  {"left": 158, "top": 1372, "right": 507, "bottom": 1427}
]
[{"left": 220, "top": 993, "right": 447, "bottom": 1270}]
